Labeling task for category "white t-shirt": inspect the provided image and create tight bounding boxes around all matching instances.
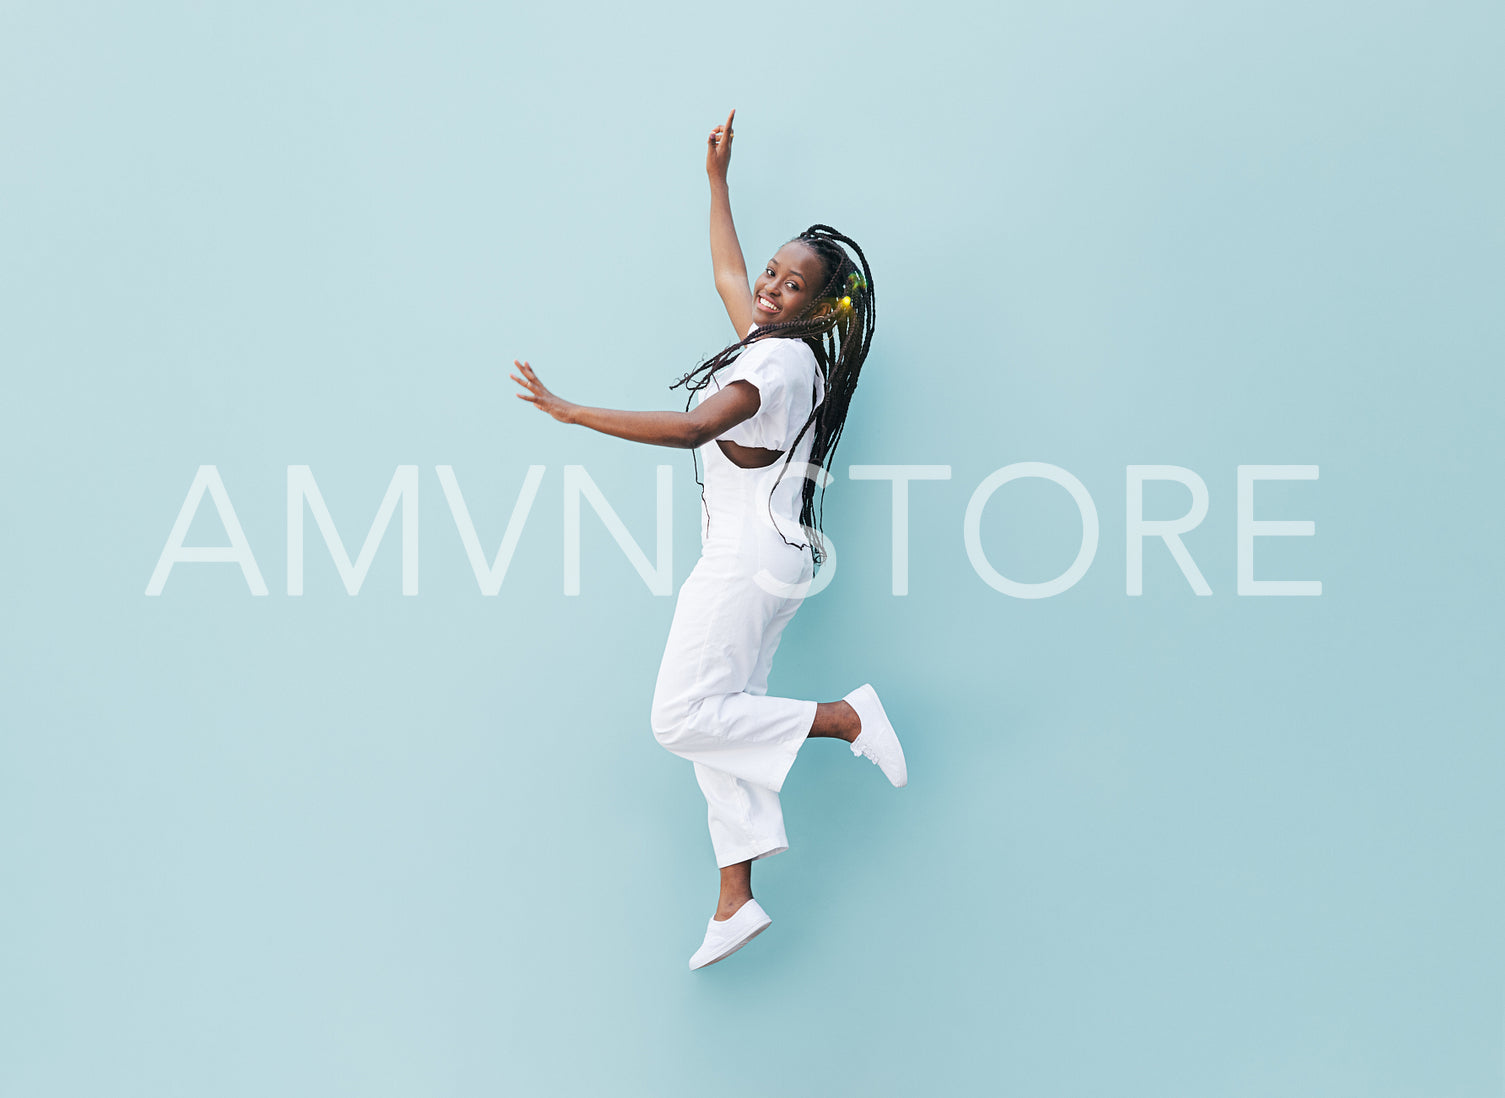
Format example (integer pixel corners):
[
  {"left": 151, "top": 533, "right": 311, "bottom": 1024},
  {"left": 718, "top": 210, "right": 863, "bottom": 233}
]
[{"left": 700, "top": 323, "right": 825, "bottom": 450}]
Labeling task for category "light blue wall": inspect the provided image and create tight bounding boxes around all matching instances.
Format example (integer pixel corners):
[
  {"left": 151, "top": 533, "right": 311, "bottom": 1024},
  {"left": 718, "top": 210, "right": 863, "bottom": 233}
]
[{"left": 3, "top": 1, "right": 1502, "bottom": 1095}]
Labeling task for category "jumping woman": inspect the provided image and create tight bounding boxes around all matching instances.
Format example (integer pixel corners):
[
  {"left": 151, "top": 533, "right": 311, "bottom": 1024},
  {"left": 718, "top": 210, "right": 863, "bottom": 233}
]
[{"left": 511, "top": 109, "right": 907, "bottom": 970}]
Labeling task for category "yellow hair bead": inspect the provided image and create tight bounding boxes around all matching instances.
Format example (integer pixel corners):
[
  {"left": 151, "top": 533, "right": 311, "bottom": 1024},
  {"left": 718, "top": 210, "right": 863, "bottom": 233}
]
[{"left": 838, "top": 295, "right": 852, "bottom": 312}]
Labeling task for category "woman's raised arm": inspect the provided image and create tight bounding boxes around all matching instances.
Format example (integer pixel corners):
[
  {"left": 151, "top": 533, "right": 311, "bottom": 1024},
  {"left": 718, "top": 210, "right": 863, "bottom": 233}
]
[{"left": 706, "top": 109, "right": 753, "bottom": 338}]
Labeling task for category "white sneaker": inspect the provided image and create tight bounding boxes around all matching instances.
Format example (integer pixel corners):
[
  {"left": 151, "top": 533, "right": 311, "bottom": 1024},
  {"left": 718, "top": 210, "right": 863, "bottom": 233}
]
[
  {"left": 844, "top": 683, "right": 908, "bottom": 787},
  {"left": 688, "top": 898, "right": 772, "bottom": 970}
]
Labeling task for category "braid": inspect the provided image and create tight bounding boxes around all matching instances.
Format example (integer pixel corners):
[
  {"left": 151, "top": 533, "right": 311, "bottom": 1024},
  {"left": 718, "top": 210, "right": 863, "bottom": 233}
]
[{"left": 669, "top": 224, "right": 876, "bottom": 567}]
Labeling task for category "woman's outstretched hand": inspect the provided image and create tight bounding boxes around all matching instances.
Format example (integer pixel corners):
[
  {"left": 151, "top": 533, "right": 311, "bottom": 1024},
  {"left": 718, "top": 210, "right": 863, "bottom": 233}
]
[
  {"left": 511, "top": 360, "right": 577, "bottom": 424},
  {"left": 706, "top": 108, "right": 734, "bottom": 182}
]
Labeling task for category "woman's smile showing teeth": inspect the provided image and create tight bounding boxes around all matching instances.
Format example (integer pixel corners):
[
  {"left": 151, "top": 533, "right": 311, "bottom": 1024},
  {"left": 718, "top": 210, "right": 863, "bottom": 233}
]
[{"left": 751, "top": 240, "right": 821, "bottom": 324}]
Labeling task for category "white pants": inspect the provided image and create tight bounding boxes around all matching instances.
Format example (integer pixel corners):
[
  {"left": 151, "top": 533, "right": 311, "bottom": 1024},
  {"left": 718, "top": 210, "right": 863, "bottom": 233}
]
[{"left": 650, "top": 530, "right": 818, "bottom": 868}]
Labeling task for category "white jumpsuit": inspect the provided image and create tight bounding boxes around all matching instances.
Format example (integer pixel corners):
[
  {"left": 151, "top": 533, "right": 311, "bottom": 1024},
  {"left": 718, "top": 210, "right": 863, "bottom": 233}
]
[{"left": 649, "top": 324, "right": 827, "bottom": 868}]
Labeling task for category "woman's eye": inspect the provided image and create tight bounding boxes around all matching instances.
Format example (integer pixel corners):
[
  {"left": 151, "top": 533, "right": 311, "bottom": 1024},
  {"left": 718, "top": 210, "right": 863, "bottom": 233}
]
[{"left": 785, "top": 282, "right": 799, "bottom": 291}]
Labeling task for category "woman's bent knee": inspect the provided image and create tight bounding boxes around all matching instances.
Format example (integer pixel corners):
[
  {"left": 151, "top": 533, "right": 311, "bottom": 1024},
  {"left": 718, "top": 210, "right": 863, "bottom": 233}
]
[
  {"left": 652, "top": 689, "right": 720, "bottom": 752},
  {"left": 650, "top": 690, "right": 688, "bottom": 748}
]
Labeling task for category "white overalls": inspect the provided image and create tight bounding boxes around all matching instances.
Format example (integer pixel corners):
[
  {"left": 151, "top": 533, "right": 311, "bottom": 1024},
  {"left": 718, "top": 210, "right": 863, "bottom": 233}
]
[{"left": 649, "top": 324, "right": 827, "bottom": 868}]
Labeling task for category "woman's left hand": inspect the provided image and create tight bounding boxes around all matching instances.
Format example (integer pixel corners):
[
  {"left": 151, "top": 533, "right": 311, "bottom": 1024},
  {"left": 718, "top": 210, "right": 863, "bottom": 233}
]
[{"left": 511, "top": 360, "right": 577, "bottom": 424}]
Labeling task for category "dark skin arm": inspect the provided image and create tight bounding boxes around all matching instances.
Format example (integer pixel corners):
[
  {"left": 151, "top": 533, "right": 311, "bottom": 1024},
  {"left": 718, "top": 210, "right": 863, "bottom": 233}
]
[
  {"left": 510, "top": 360, "right": 778, "bottom": 457},
  {"left": 507, "top": 111, "right": 786, "bottom": 468},
  {"left": 706, "top": 108, "right": 754, "bottom": 337}
]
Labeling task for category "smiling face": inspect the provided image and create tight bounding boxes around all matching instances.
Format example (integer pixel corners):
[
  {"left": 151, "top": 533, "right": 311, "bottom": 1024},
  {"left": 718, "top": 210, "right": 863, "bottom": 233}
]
[{"left": 752, "top": 241, "right": 831, "bottom": 326}]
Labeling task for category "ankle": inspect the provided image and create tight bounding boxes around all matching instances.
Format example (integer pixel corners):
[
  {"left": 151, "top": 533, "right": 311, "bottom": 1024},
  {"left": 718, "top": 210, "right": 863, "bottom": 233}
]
[
  {"left": 812, "top": 700, "right": 862, "bottom": 743},
  {"left": 838, "top": 699, "right": 861, "bottom": 743},
  {"left": 714, "top": 893, "right": 753, "bottom": 921}
]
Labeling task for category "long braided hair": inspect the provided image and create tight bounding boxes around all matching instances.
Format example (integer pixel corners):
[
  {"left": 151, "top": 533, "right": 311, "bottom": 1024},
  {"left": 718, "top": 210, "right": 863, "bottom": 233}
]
[{"left": 670, "top": 224, "right": 875, "bottom": 567}]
